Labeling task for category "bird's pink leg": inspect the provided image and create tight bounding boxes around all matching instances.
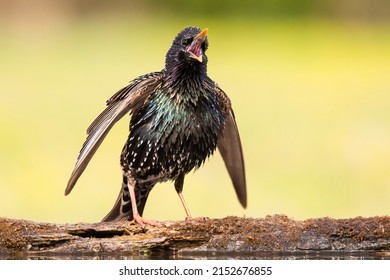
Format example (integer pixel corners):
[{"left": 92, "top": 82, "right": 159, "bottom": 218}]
[
  {"left": 178, "top": 192, "right": 207, "bottom": 221},
  {"left": 128, "top": 178, "right": 162, "bottom": 227}
]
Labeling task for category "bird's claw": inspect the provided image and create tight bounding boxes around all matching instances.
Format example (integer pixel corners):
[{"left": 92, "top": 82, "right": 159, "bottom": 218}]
[
  {"left": 185, "top": 216, "right": 208, "bottom": 222},
  {"left": 131, "top": 215, "right": 163, "bottom": 228}
]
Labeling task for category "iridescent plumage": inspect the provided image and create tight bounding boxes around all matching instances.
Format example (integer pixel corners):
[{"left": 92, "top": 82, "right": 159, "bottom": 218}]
[{"left": 66, "top": 27, "right": 246, "bottom": 226}]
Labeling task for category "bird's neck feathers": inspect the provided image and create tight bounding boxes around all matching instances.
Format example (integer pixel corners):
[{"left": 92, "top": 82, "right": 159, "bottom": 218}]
[{"left": 164, "top": 58, "right": 208, "bottom": 93}]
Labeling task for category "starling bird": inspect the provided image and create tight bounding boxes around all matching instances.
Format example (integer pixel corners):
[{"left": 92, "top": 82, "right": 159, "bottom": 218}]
[{"left": 65, "top": 27, "right": 246, "bottom": 227}]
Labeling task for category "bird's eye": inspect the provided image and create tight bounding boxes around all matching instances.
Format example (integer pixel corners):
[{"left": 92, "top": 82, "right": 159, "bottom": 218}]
[{"left": 182, "top": 37, "right": 193, "bottom": 46}]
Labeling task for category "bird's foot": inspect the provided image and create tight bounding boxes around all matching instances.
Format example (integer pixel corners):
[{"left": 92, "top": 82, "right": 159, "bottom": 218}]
[
  {"left": 185, "top": 216, "right": 208, "bottom": 222},
  {"left": 131, "top": 214, "right": 163, "bottom": 228}
]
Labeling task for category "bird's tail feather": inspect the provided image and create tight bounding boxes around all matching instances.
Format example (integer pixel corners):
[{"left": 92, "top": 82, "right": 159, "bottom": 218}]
[{"left": 101, "top": 176, "right": 153, "bottom": 222}]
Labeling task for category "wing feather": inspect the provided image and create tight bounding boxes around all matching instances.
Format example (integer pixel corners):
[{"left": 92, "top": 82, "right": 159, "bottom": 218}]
[
  {"left": 65, "top": 72, "right": 163, "bottom": 195},
  {"left": 216, "top": 86, "right": 247, "bottom": 208}
]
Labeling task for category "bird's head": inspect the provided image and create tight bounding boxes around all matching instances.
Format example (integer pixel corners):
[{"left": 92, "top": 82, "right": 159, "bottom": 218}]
[{"left": 165, "top": 27, "right": 209, "bottom": 74}]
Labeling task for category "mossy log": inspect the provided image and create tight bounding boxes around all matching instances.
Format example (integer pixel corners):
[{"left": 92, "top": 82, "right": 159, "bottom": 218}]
[{"left": 1, "top": 215, "right": 390, "bottom": 259}]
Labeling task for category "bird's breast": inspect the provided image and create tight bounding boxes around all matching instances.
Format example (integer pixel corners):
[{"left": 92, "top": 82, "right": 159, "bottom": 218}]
[{"left": 122, "top": 88, "right": 224, "bottom": 181}]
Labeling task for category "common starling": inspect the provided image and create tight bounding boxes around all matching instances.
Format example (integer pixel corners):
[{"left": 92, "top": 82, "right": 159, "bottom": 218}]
[{"left": 65, "top": 27, "right": 246, "bottom": 227}]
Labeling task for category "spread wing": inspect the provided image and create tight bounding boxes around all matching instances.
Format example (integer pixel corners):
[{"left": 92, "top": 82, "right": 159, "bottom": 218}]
[
  {"left": 216, "top": 86, "right": 247, "bottom": 208},
  {"left": 65, "top": 72, "right": 163, "bottom": 195}
]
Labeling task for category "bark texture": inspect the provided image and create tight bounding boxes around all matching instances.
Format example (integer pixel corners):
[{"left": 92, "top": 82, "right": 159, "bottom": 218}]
[{"left": 1, "top": 215, "right": 390, "bottom": 259}]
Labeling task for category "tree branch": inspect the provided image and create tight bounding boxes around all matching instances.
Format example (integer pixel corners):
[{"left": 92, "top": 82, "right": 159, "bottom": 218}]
[{"left": 1, "top": 215, "right": 390, "bottom": 258}]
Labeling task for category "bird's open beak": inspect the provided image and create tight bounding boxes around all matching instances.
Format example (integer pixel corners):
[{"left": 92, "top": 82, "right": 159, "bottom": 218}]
[{"left": 187, "top": 28, "right": 208, "bottom": 63}]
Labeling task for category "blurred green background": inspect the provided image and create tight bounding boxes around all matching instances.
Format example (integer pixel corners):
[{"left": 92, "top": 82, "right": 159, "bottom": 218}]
[{"left": 1, "top": 0, "right": 390, "bottom": 223}]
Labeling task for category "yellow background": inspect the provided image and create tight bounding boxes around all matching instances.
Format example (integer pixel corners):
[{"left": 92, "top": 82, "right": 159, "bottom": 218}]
[{"left": 1, "top": 1, "right": 390, "bottom": 223}]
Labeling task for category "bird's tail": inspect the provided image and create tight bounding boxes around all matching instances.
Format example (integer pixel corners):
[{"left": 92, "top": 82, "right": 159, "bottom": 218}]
[{"left": 101, "top": 176, "right": 153, "bottom": 222}]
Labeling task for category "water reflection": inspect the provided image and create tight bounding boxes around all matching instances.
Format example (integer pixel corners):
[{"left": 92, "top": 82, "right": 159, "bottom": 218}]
[{"left": 1, "top": 250, "right": 389, "bottom": 260}]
